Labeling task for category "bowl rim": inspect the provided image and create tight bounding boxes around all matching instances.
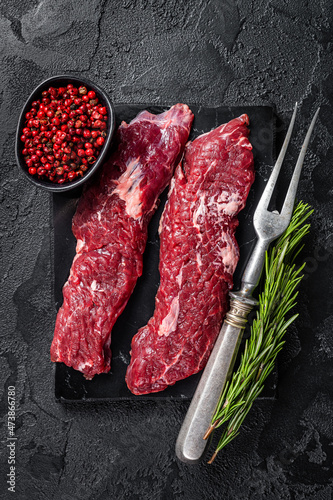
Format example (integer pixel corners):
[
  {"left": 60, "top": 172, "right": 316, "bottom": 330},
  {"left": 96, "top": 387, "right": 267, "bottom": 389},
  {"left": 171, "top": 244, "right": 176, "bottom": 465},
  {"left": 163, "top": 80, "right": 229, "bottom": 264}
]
[{"left": 15, "top": 74, "right": 115, "bottom": 193}]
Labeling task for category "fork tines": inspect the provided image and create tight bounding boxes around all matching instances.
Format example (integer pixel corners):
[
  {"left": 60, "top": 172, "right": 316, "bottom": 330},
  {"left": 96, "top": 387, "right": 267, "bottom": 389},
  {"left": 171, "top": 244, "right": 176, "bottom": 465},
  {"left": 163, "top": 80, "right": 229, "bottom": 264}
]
[{"left": 256, "top": 103, "right": 320, "bottom": 228}]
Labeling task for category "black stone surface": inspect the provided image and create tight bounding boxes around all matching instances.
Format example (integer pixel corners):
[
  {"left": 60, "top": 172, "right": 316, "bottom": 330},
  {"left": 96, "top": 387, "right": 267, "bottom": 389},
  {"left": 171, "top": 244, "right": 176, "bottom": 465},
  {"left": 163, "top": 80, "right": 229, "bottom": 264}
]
[{"left": 0, "top": 1, "right": 332, "bottom": 499}]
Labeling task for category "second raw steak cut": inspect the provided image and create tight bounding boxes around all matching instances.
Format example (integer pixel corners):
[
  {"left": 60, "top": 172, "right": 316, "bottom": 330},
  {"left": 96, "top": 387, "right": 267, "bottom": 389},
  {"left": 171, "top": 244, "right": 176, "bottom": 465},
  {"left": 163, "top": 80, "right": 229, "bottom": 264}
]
[{"left": 126, "top": 114, "right": 255, "bottom": 394}]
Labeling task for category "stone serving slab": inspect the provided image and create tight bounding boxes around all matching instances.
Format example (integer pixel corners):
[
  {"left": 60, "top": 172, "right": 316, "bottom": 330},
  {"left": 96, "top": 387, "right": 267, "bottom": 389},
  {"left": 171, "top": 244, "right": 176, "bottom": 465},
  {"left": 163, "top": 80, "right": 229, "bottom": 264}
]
[{"left": 52, "top": 104, "right": 276, "bottom": 402}]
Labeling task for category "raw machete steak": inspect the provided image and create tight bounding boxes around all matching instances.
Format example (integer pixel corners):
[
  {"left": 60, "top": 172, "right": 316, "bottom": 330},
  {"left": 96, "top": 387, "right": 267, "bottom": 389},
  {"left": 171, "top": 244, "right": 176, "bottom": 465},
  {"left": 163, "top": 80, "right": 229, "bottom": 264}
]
[
  {"left": 126, "top": 114, "right": 254, "bottom": 394},
  {"left": 50, "top": 104, "right": 194, "bottom": 379}
]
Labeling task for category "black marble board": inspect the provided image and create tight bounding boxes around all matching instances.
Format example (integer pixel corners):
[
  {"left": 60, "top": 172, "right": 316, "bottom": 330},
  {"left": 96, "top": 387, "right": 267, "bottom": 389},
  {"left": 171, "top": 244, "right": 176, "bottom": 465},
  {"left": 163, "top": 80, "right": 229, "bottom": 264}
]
[{"left": 53, "top": 104, "right": 276, "bottom": 402}]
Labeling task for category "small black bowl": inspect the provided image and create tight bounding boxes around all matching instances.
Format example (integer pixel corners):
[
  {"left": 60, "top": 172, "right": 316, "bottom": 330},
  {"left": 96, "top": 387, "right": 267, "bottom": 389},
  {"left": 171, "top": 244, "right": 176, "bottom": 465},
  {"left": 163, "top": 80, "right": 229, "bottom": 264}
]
[{"left": 15, "top": 75, "right": 115, "bottom": 192}]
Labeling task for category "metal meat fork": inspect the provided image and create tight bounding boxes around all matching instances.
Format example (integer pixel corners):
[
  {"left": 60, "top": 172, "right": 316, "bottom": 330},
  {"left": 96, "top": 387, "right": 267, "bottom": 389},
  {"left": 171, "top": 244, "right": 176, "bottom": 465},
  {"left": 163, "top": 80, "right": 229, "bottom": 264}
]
[{"left": 175, "top": 103, "right": 320, "bottom": 464}]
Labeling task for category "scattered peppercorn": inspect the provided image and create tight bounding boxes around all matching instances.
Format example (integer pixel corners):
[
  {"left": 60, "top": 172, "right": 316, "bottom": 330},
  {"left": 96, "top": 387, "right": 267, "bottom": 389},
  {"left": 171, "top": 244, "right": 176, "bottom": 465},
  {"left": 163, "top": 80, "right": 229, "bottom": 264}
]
[{"left": 20, "top": 83, "right": 108, "bottom": 184}]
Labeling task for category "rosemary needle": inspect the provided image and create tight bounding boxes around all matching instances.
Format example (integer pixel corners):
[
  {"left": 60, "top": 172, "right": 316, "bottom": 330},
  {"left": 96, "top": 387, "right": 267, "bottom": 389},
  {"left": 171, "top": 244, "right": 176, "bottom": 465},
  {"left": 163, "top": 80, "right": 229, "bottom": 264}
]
[{"left": 207, "top": 201, "right": 313, "bottom": 463}]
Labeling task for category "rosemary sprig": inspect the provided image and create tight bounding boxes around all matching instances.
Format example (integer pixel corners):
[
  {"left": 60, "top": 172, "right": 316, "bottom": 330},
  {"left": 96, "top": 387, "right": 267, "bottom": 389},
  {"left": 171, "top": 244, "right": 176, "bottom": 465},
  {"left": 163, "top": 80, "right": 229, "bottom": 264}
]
[{"left": 206, "top": 201, "right": 313, "bottom": 464}]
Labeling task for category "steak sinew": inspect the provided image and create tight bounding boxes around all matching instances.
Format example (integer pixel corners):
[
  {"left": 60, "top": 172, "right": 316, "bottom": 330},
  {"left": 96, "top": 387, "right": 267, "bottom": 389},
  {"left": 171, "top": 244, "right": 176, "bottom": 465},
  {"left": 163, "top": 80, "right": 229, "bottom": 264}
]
[
  {"left": 126, "top": 114, "right": 254, "bottom": 395},
  {"left": 50, "top": 104, "right": 194, "bottom": 379}
]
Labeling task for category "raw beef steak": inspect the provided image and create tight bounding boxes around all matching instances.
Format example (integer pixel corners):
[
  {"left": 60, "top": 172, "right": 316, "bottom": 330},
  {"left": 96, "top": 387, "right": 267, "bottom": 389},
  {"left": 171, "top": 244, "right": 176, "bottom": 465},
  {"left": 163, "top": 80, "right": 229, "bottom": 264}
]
[
  {"left": 126, "top": 114, "right": 254, "bottom": 394},
  {"left": 50, "top": 104, "right": 194, "bottom": 379}
]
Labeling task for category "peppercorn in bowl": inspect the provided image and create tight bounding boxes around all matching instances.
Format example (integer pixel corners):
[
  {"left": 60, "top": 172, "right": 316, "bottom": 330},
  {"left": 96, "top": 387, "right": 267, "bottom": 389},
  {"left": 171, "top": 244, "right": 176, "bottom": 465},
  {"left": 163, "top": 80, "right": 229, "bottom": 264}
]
[{"left": 15, "top": 75, "right": 115, "bottom": 192}]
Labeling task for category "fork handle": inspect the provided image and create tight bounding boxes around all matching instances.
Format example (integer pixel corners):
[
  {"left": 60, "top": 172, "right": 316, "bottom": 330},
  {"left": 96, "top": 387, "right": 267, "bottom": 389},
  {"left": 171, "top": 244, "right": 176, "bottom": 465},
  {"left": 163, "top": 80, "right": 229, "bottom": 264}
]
[
  {"left": 175, "top": 295, "right": 255, "bottom": 464},
  {"left": 241, "top": 237, "right": 269, "bottom": 294}
]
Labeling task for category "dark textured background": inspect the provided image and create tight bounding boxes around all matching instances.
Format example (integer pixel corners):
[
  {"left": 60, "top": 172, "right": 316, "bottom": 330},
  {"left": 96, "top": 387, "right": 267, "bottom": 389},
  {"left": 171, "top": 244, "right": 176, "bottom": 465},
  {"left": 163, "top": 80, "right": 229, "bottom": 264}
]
[{"left": 0, "top": 1, "right": 332, "bottom": 499}]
